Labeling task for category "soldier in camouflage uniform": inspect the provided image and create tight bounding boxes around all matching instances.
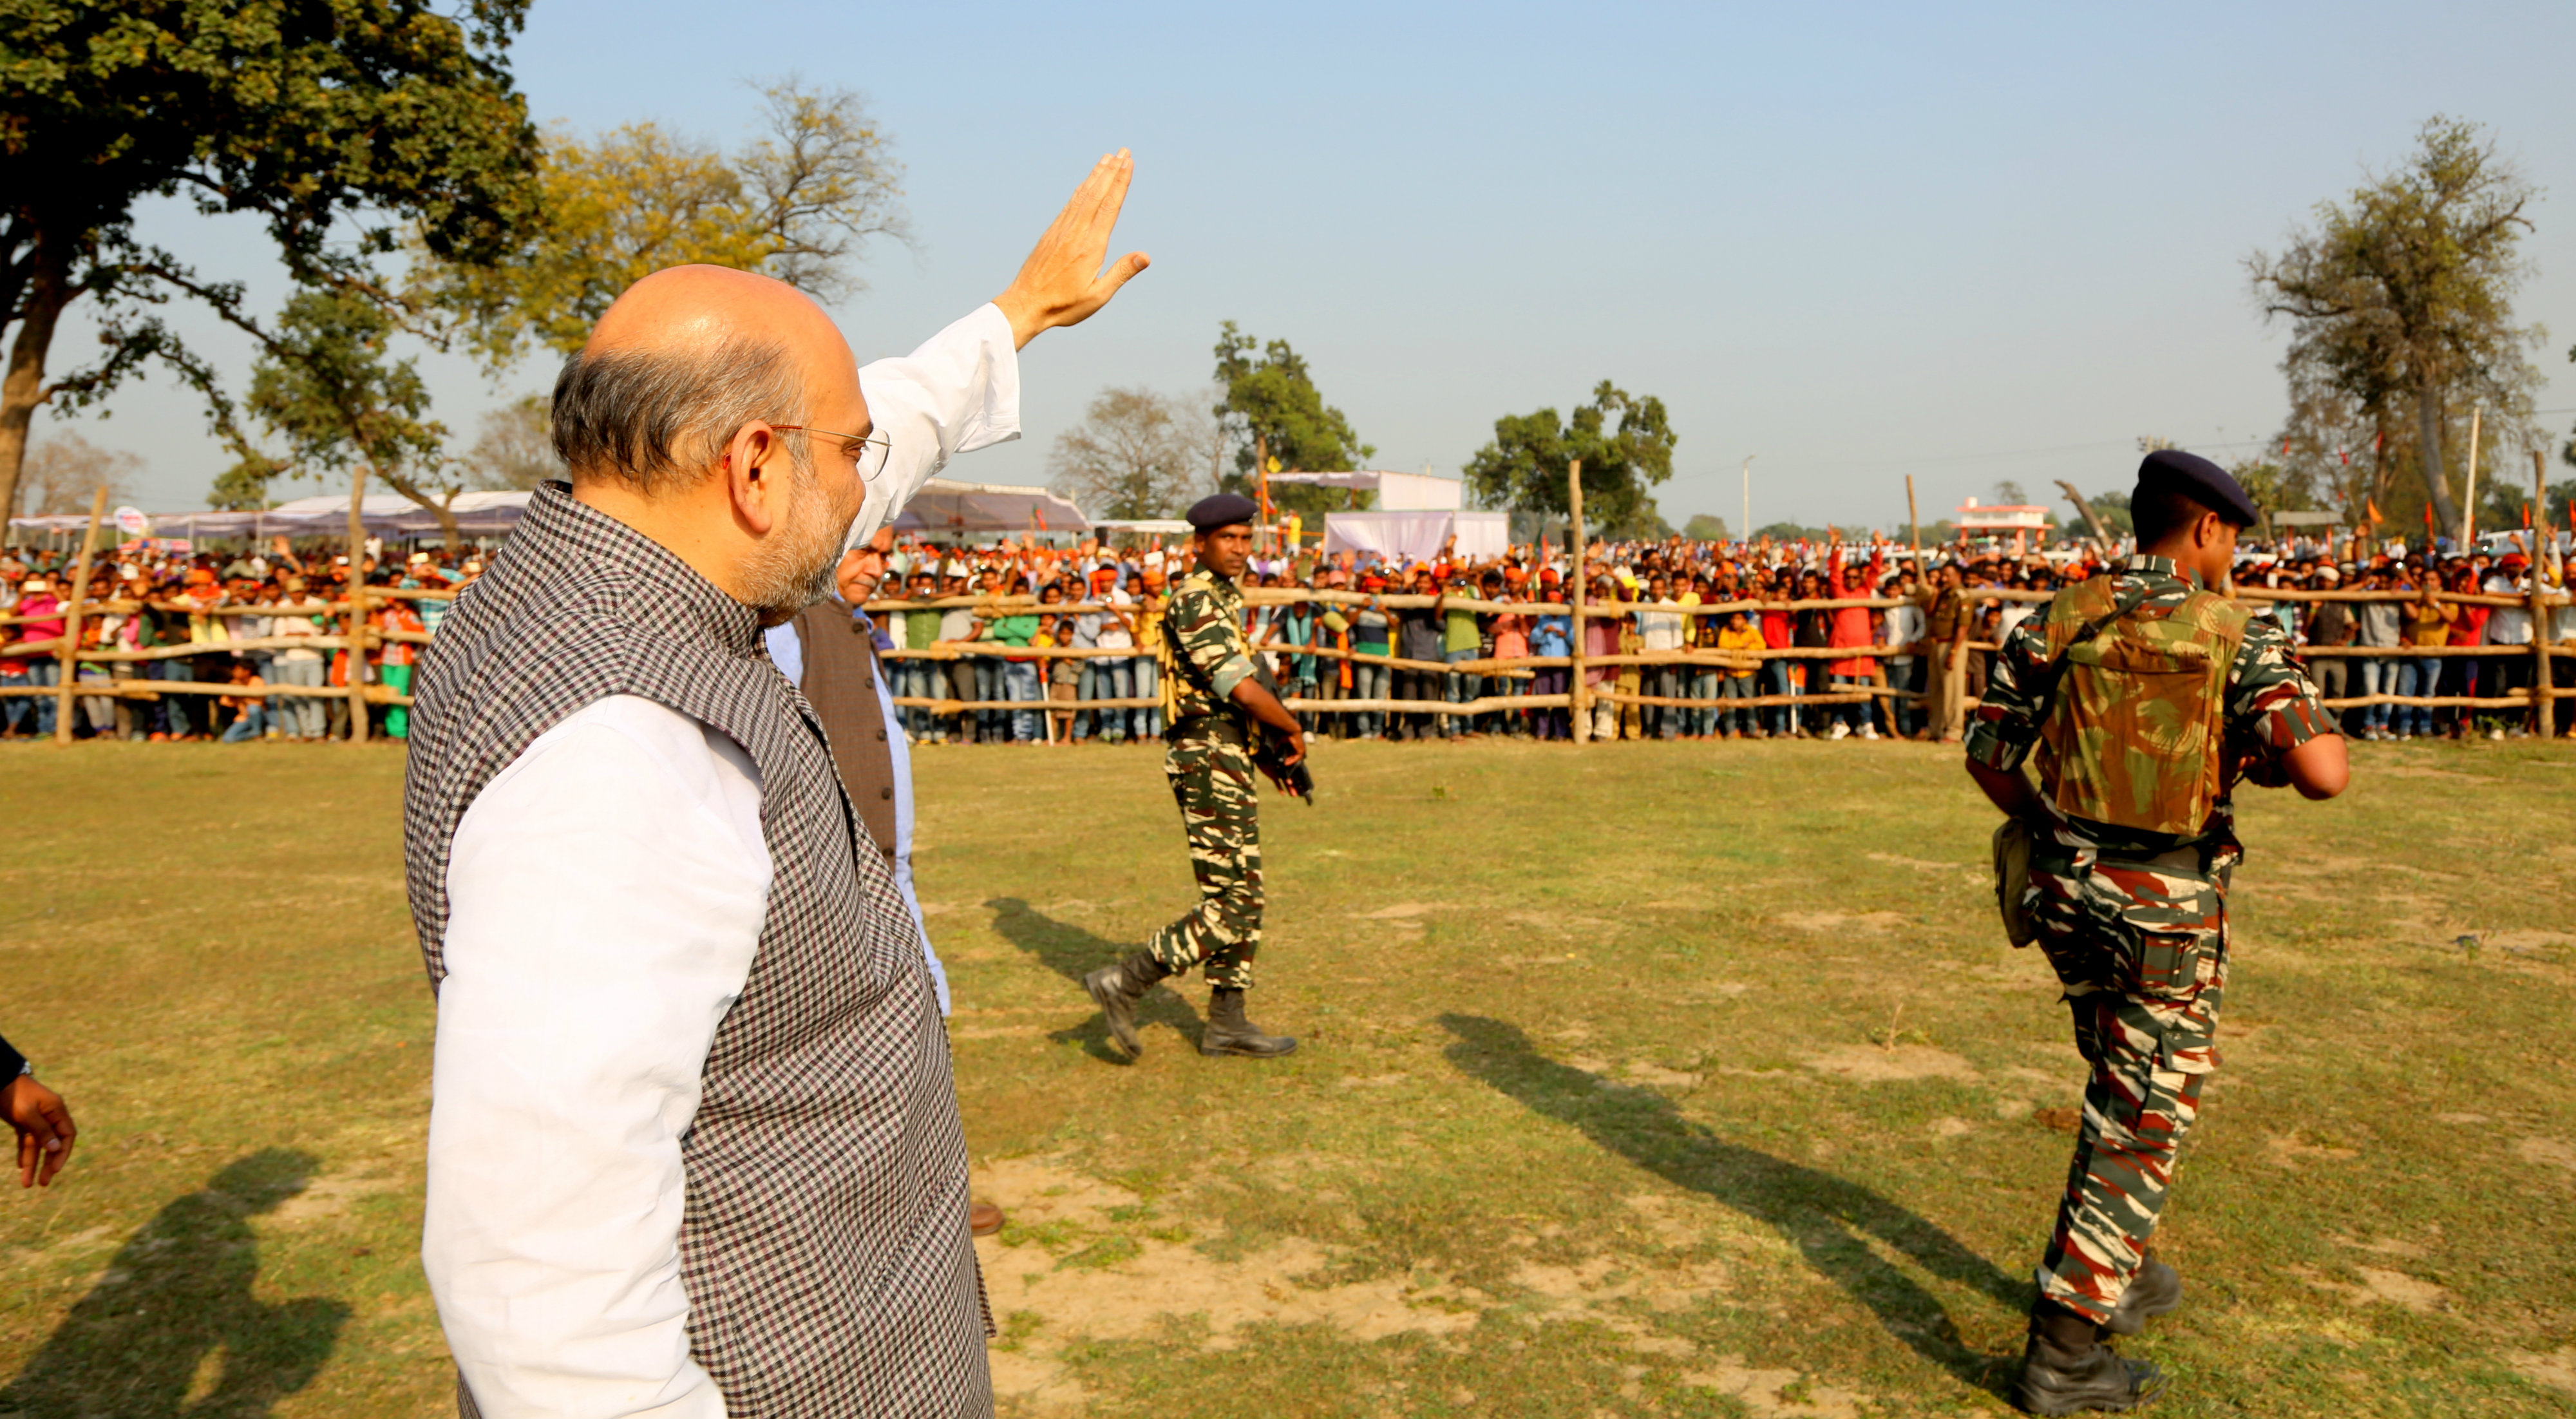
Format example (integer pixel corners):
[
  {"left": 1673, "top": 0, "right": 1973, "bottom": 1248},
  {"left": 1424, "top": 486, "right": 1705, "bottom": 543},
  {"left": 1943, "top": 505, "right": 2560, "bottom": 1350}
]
[
  {"left": 1085, "top": 493, "right": 1303, "bottom": 1059},
  {"left": 1966, "top": 450, "right": 2348, "bottom": 1416}
]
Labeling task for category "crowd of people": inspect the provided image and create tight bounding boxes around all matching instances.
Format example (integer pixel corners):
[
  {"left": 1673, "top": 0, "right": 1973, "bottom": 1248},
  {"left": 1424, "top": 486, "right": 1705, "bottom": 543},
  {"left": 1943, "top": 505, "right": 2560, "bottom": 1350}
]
[
  {"left": 6, "top": 525, "right": 2569, "bottom": 745},
  {"left": 860, "top": 528, "right": 2574, "bottom": 747},
  {"left": 0, "top": 538, "right": 470, "bottom": 741}
]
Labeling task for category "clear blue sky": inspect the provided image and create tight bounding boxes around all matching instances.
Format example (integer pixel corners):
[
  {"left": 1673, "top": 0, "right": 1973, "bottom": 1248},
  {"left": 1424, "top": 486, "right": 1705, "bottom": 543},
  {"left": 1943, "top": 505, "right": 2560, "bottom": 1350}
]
[{"left": 59, "top": 0, "right": 2576, "bottom": 529}]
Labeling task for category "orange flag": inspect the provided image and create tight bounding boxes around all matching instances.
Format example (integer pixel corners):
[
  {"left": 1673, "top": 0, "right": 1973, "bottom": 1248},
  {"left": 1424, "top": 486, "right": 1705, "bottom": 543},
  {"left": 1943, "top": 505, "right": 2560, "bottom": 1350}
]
[{"left": 2365, "top": 497, "right": 2383, "bottom": 525}]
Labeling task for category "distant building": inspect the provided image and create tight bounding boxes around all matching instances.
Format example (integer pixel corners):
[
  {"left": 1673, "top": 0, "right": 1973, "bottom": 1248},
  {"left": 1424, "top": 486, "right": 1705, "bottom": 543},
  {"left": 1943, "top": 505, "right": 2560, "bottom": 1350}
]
[{"left": 1956, "top": 497, "right": 2050, "bottom": 556}]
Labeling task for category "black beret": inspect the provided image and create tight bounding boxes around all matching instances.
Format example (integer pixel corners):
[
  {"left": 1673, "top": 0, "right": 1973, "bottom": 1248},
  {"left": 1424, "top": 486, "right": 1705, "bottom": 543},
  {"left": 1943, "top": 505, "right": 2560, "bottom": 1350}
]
[
  {"left": 1186, "top": 493, "right": 1260, "bottom": 531},
  {"left": 2136, "top": 449, "right": 2259, "bottom": 528}
]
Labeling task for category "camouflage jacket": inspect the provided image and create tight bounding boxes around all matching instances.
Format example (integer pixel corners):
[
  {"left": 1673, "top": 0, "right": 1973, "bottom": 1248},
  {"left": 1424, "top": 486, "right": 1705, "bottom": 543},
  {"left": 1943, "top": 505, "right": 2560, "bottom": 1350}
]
[
  {"left": 1158, "top": 567, "right": 1258, "bottom": 728},
  {"left": 1966, "top": 555, "right": 2334, "bottom": 861}
]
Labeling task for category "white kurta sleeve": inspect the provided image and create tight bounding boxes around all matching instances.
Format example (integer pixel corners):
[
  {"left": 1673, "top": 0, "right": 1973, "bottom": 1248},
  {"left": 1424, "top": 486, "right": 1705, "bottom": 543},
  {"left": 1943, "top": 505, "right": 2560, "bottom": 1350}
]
[
  {"left": 424, "top": 695, "right": 772, "bottom": 1419},
  {"left": 850, "top": 303, "right": 1022, "bottom": 542}
]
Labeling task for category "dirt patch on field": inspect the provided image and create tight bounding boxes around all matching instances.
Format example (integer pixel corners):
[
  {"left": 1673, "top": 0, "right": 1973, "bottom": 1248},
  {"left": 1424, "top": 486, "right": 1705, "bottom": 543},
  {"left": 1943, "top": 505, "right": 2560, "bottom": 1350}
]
[
  {"left": 1619, "top": 1061, "right": 1702, "bottom": 1089},
  {"left": 2506, "top": 1347, "right": 2576, "bottom": 1398},
  {"left": 1776, "top": 911, "right": 1909, "bottom": 935},
  {"left": 261, "top": 1169, "right": 401, "bottom": 1226},
  {"left": 1801, "top": 1044, "right": 1977, "bottom": 1083},
  {"left": 1358, "top": 901, "right": 1444, "bottom": 920},
  {"left": 2286, "top": 1263, "right": 2452, "bottom": 1313},
  {"left": 2265, "top": 1132, "right": 2360, "bottom": 1167},
  {"left": 2515, "top": 1136, "right": 2576, "bottom": 1173},
  {"left": 973, "top": 1154, "right": 1844, "bottom": 1406},
  {"left": 1679, "top": 1358, "right": 1869, "bottom": 1418}
]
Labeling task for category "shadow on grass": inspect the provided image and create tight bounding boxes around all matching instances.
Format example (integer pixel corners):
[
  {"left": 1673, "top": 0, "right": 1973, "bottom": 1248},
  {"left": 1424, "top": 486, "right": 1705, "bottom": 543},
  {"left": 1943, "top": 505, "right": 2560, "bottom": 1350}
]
[
  {"left": 1439, "top": 1014, "right": 2022, "bottom": 1395},
  {"left": 983, "top": 897, "right": 1203, "bottom": 1062},
  {"left": 0, "top": 1148, "right": 352, "bottom": 1417}
]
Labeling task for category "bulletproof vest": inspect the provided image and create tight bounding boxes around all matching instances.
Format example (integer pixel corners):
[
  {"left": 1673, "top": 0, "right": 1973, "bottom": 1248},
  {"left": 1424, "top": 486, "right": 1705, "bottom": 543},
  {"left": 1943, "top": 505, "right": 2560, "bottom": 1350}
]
[
  {"left": 791, "top": 599, "right": 898, "bottom": 868},
  {"left": 2032, "top": 575, "right": 2249, "bottom": 836}
]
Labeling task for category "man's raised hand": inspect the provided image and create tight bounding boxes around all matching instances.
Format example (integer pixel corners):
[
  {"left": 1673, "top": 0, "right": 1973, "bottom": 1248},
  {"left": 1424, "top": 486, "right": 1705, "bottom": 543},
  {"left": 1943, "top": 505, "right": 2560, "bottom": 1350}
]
[{"left": 994, "top": 150, "right": 1150, "bottom": 350}]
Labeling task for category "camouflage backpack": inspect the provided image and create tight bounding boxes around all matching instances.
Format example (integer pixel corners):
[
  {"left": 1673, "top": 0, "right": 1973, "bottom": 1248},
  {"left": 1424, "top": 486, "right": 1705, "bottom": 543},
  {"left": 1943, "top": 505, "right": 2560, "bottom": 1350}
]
[{"left": 2031, "top": 575, "right": 2249, "bottom": 836}]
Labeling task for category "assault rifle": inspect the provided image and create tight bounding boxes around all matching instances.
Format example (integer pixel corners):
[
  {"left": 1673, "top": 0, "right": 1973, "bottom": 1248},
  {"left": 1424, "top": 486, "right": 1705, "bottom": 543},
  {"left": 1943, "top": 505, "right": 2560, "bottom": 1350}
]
[{"left": 1162, "top": 614, "right": 1314, "bottom": 803}]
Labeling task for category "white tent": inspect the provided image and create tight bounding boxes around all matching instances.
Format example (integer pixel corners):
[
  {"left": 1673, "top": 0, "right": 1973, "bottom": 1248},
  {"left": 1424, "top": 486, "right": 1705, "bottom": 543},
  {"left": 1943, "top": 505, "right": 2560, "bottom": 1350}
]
[
  {"left": 10, "top": 490, "right": 531, "bottom": 540},
  {"left": 1320, "top": 510, "right": 1508, "bottom": 564},
  {"left": 893, "top": 478, "right": 1090, "bottom": 535},
  {"left": 1265, "top": 469, "right": 1464, "bottom": 510}
]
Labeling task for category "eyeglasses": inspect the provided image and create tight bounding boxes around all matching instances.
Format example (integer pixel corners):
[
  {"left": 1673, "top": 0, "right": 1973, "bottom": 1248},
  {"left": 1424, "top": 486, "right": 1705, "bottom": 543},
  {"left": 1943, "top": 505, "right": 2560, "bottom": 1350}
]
[{"left": 767, "top": 424, "right": 893, "bottom": 481}]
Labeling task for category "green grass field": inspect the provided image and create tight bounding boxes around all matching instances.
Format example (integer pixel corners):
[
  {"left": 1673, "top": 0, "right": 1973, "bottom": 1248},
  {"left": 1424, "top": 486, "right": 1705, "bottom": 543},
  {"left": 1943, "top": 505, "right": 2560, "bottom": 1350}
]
[{"left": 1, "top": 735, "right": 2570, "bottom": 1418}]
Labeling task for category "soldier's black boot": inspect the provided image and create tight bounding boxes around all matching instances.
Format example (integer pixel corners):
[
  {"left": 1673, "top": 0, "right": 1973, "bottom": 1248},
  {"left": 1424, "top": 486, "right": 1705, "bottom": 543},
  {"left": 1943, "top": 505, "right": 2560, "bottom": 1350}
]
[
  {"left": 2012, "top": 1302, "right": 2165, "bottom": 1415},
  {"left": 2101, "top": 1260, "right": 2182, "bottom": 1338},
  {"left": 1083, "top": 950, "right": 1171, "bottom": 1057},
  {"left": 1200, "top": 987, "right": 1297, "bottom": 1058}
]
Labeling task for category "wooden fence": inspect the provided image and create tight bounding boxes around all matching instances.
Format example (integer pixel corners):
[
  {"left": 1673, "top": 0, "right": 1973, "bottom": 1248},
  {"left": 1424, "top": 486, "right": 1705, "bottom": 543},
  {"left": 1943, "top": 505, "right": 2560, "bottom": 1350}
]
[{"left": 5, "top": 488, "right": 2569, "bottom": 743}]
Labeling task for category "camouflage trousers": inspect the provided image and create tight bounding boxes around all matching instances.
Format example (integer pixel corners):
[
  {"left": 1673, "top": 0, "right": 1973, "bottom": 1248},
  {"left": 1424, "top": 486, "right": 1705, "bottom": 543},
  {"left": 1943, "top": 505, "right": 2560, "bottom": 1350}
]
[
  {"left": 2025, "top": 843, "right": 2230, "bottom": 1324},
  {"left": 1146, "top": 732, "right": 1263, "bottom": 989}
]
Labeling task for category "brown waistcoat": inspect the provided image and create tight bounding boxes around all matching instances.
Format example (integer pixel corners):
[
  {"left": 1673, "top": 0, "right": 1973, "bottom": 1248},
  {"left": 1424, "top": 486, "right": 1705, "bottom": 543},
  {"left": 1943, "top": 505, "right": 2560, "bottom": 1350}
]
[{"left": 792, "top": 599, "right": 898, "bottom": 865}]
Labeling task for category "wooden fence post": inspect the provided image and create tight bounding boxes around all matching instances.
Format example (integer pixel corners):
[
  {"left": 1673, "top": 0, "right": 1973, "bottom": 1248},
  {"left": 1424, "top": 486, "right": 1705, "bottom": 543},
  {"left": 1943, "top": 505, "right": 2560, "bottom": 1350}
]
[
  {"left": 50, "top": 487, "right": 109, "bottom": 744},
  {"left": 1906, "top": 475, "right": 1922, "bottom": 560},
  {"left": 1568, "top": 457, "right": 1589, "bottom": 745},
  {"left": 2536, "top": 449, "right": 2559, "bottom": 737},
  {"left": 344, "top": 469, "right": 370, "bottom": 743}
]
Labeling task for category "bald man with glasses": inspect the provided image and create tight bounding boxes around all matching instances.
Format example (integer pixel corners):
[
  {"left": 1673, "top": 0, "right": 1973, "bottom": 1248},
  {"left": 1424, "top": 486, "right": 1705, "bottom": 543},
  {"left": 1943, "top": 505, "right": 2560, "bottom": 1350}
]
[{"left": 408, "top": 154, "right": 1148, "bottom": 1419}]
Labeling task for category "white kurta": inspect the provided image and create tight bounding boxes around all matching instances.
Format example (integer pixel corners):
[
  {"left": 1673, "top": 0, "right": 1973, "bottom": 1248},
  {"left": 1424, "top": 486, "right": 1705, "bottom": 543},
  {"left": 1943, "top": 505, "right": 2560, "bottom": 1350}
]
[{"left": 423, "top": 305, "right": 1016, "bottom": 1419}]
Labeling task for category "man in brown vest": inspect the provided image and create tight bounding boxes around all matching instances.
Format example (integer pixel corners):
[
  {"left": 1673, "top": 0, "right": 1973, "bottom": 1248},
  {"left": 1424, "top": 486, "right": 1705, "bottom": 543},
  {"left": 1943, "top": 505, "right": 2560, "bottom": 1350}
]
[{"left": 766, "top": 527, "right": 1005, "bottom": 1237}]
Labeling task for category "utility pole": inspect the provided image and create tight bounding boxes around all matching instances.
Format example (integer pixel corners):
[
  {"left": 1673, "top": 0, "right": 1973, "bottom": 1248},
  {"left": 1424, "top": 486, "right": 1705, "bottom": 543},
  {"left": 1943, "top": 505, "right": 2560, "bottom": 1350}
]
[{"left": 1739, "top": 455, "right": 1755, "bottom": 546}]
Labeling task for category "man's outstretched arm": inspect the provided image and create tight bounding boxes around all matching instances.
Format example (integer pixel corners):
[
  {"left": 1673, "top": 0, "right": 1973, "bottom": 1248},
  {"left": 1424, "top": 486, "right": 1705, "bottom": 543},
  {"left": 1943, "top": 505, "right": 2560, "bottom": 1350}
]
[
  {"left": 991, "top": 149, "right": 1150, "bottom": 350},
  {"left": 855, "top": 150, "right": 1151, "bottom": 541}
]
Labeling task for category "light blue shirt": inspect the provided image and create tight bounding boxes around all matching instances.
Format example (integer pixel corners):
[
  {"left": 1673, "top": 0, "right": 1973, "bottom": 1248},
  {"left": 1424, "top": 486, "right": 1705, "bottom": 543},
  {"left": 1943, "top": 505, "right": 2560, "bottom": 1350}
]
[{"left": 765, "top": 608, "right": 951, "bottom": 1014}]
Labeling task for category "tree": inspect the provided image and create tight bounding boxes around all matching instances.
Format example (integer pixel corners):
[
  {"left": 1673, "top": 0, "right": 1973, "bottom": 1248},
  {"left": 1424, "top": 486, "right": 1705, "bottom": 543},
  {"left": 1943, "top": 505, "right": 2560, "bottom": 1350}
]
[
  {"left": 1, "top": 0, "right": 540, "bottom": 531},
  {"left": 1210, "top": 322, "right": 1372, "bottom": 519},
  {"left": 1993, "top": 480, "right": 2029, "bottom": 506},
  {"left": 225, "top": 288, "right": 448, "bottom": 535},
  {"left": 1462, "top": 381, "right": 1675, "bottom": 539},
  {"left": 2228, "top": 458, "right": 2325, "bottom": 536},
  {"left": 2249, "top": 117, "right": 2544, "bottom": 540},
  {"left": 1046, "top": 386, "right": 1218, "bottom": 520},
  {"left": 2566, "top": 341, "right": 2576, "bottom": 471},
  {"left": 11, "top": 431, "right": 138, "bottom": 519},
  {"left": 464, "top": 395, "right": 558, "bottom": 491},
  {"left": 2087, "top": 490, "right": 2136, "bottom": 537},
  {"left": 430, "top": 81, "right": 907, "bottom": 367},
  {"left": 1681, "top": 513, "right": 1732, "bottom": 542}
]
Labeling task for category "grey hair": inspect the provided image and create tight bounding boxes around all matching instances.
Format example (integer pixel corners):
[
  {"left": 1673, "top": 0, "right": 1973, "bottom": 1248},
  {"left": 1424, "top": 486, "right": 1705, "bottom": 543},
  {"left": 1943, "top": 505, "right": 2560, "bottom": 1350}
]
[{"left": 550, "top": 332, "right": 810, "bottom": 497}]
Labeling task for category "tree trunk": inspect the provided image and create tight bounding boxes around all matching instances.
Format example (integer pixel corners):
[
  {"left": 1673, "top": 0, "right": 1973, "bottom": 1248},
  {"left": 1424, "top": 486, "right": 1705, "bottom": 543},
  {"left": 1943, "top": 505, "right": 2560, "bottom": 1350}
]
[
  {"left": 2414, "top": 385, "right": 2461, "bottom": 540},
  {"left": 2054, "top": 479, "right": 2113, "bottom": 546},
  {"left": 0, "top": 229, "right": 73, "bottom": 540},
  {"left": 379, "top": 466, "right": 462, "bottom": 548}
]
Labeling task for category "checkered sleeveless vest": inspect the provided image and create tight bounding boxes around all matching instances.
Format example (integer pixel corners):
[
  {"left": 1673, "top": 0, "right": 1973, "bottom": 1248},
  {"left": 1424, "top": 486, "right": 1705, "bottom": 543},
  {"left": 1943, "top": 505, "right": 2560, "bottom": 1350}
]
[{"left": 403, "top": 481, "right": 991, "bottom": 1418}]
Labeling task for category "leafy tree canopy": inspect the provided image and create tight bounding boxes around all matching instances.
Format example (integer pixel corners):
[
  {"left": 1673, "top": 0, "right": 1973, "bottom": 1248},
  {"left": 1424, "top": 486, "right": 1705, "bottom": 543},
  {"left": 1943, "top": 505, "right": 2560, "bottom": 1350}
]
[
  {"left": 1681, "top": 513, "right": 1732, "bottom": 542},
  {"left": 2249, "top": 116, "right": 2543, "bottom": 539},
  {"left": 1, "top": 0, "right": 542, "bottom": 520},
  {"left": 1462, "top": 380, "right": 1674, "bottom": 540},
  {"left": 1211, "top": 321, "right": 1371, "bottom": 518},
  {"left": 430, "top": 81, "right": 907, "bottom": 367}
]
